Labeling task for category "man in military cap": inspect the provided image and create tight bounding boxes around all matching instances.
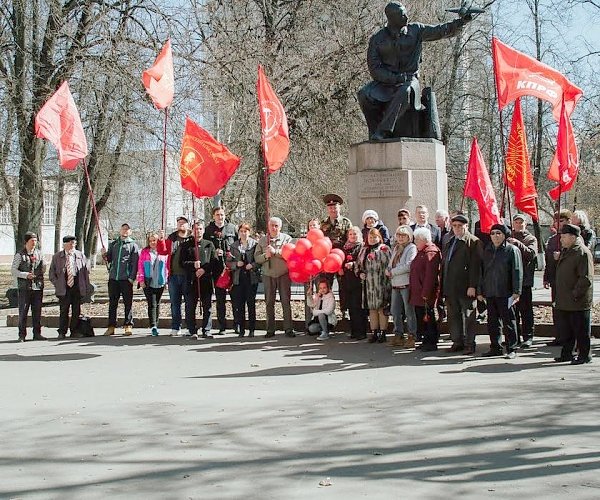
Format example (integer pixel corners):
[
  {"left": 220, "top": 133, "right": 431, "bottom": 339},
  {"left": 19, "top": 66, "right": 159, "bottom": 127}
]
[{"left": 320, "top": 194, "right": 353, "bottom": 319}]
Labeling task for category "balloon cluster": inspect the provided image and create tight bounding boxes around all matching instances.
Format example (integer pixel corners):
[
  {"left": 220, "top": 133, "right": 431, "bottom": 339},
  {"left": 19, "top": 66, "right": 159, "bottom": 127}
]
[{"left": 282, "top": 229, "right": 345, "bottom": 283}]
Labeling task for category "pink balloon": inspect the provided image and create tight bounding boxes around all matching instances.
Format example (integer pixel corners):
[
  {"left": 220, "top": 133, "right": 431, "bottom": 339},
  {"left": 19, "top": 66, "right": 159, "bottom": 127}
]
[
  {"left": 281, "top": 243, "right": 296, "bottom": 261},
  {"left": 307, "top": 228, "right": 325, "bottom": 244},
  {"left": 290, "top": 270, "right": 310, "bottom": 283},
  {"left": 330, "top": 248, "right": 345, "bottom": 260},
  {"left": 312, "top": 238, "right": 332, "bottom": 260},
  {"left": 304, "top": 258, "right": 323, "bottom": 276},
  {"left": 287, "top": 253, "right": 304, "bottom": 271},
  {"left": 323, "top": 253, "right": 343, "bottom": 273},
  {"left": 295, "top": 238, "right": 313, "bottom": 256}
]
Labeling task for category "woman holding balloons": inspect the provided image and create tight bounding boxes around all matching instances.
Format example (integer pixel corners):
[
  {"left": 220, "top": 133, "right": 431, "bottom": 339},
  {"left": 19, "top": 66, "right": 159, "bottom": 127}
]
[
  {"left": 357, "top": 228, "right": 391, "bottom": 343},
  {"left": 340, "top": 226, "right": 368, "bottom": 340}
]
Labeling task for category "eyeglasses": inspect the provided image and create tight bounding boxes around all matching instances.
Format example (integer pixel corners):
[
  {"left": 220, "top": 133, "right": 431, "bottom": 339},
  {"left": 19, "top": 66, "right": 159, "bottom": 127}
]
[{"left": 490, "top": 231, "right": 503, "bottom": 236}]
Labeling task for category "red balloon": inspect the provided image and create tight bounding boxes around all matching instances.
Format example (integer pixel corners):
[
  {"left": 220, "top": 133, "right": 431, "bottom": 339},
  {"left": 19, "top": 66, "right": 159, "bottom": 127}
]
[
  {"left": 330, "top": 248, "right": 345, "bottom": 260},
  {"left": 323, "top": 253, "right": 343, "bottom": 273},
  {"left": 312, "top": 238, "right": 332, "bottom": 260},
  {"left": 290, "top": 270, "right": 310, "bottom": 283},
  {"left": 295, "top": 238, "right": 313, "bottom": 256},
  {"left": 281, "top": 243, "right": 296, "bottom": 261},
  {"left": 306, "top": 228, "right": 325, "bottom": 243},
  {"left": 304, "top": 258, "right": 323, "bottom": 276},
  {"left": 287, "top": 253, "right": 304, "bottom": 271}
]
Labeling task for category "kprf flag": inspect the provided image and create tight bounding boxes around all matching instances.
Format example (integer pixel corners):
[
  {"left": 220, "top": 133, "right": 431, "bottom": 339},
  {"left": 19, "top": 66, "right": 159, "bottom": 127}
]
[
  {"left": 548, "top": 99, "right": 579, "bottom": 200},
  {"left": 179, "top": 117, "right": 241, "bottom": 198},
  {"left": 257, "top": 65, "right": 289, "bottom": 173},
  {"left": 464, "top": 137, "right": 502, "bottom": 234},
  {"left": 142, "top": 39, "right": 174, "bottom": 109},
  {"left": 492, "top": 37, "right": 583, "bottom": 120},
  {"left": 35, "top": 81, "right": 88, "bottom": 170},
  {"left": 505, "top": 98, "right": 538, "bottom": 220}
]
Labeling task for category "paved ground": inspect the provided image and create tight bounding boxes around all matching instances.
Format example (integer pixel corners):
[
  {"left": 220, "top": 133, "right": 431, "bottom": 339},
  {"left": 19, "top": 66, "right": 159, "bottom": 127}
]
[{"left": 1, "top": 323, "right": 599, "bottom": 499}]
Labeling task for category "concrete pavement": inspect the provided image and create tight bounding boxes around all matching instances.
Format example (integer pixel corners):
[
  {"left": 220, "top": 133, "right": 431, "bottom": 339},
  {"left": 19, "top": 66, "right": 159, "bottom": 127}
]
[{"left": 1, "top": 325, "right": 599, "bottom": 499}]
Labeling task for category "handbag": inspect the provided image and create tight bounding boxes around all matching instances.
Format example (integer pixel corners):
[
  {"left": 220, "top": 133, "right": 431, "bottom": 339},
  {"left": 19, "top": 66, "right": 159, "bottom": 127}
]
[{"left": 215, "top": 268, "right": 233, "bottom": 290}]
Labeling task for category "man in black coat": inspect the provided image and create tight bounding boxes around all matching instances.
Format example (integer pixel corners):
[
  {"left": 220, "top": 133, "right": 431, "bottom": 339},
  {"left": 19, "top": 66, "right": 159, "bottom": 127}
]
[
  {"left": 478, "top": 224, "right": 523, "bottom": 359},
  {"left": 181, "top": 222, "right": 223, "bottom": 338}
]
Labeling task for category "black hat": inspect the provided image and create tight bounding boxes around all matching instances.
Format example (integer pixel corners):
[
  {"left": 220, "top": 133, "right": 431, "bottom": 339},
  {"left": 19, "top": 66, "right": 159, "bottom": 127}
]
[
  {"left": 176, "top": 216, "right": 189, "bottom": 223},
  {"left": 451, "top": 214, "right": 469, "bottom": 224},
  {"left": 62, "top": 235, "right": 76, "bottom": 243},
  {"left": 24, "top": 231, "right": 37, "bottom": 243},
  {"left": 490, "top": 224, "right": 510, "bottom": 237},
  {"left": 323, "top": 193, "right": 343, "bottom": 206},
  {"left": 560, "top": 223, "right": 581, "bottom": 237}
]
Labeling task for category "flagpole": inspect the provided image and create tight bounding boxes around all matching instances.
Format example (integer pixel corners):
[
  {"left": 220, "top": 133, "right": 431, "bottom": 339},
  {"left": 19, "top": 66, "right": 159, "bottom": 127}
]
[
  {"left": 191, "top": 194, "right": 201, "bottom": 300},
  {"left": 161, "top": 107, "right": 169, "bottom": 230},
  {"left": 82, "top": 158, "right": 105, "bottom": 250}
]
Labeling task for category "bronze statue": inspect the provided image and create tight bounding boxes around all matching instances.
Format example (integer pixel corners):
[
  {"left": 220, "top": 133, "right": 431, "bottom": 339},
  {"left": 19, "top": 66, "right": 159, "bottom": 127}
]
[{"left": 358, "top": 2, "right": 474, "bottom": 141}]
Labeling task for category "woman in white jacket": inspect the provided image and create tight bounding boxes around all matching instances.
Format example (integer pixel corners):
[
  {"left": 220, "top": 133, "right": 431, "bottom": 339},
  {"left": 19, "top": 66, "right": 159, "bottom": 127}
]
[
  {"left": 306, "top": 279, "right": 337, "bottom": 340},
  {"left": 385, "top": 225, "right": 418, "bottom": 347}
]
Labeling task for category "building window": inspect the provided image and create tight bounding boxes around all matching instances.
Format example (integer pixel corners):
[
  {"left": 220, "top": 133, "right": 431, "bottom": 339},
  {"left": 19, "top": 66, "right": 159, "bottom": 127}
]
[
  {"left": 0, "top": 203, "right": 10, "bottom": 225},
  {"left": 43, "top": 191, "right": 56, "bottom": 225}
]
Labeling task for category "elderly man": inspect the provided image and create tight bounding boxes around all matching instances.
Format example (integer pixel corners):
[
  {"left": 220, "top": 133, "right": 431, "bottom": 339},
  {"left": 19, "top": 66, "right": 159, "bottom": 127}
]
[
  {"left": 478, "top": 224, "right": 523, "bottom": 359},
  {"left": 543, "top": 209, "right": 572, "bottom": 346},
  {"left": 441, "top": 214, "right": 482, "bottom": 355},
  {"left": 507, "top": 214, "right": 538, "bottom": 347},
  {"left": 49, "top": 236, "right": 90, "bottom": 339},
  {"left": 255, "top": 217, "right": 294, "bottom": 338},
  {"left": 435, "top": 209, "right": 452, "bottom": 248},
  {"left": 11, "top": 232, "right": 47, "bottom": 342},
  {"left": 411, "top": 205, "right": 441, "bottom": 247},
  {"left": 102, "top": 223, "right": 140, "bottom": 336},
  {"left": 553, "top": 224, "right": 594, "bottom": 364}
]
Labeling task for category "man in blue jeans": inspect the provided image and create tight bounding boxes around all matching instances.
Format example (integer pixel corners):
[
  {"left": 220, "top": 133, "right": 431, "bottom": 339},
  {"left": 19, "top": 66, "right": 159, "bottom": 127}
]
[{"left": 158, "top": 216, "right": 193, "bottom": 336}]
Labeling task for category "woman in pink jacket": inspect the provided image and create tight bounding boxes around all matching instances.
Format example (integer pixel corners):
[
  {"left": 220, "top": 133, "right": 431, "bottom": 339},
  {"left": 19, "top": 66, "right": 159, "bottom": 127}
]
[{"left": 137, "top": 232, "right": 168, "bottom": 336}]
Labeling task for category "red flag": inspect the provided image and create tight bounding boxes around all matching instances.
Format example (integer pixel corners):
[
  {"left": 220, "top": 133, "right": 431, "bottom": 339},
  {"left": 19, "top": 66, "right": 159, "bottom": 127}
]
[
  {"left": 35, "top": 81, "right": 88, "bottom": 170},
  {"left": 492, "top": 37, "right": 583, "bottom": 121},
  {"left": 548, "top": 99, "right": 579, "bottom": 200},
  {"left": 464, "top": 137, "right": 502, "bottom": 234},
  {"left": 142, "top": 39, "right": 174, "bottom": 109},
  {"left": 179, "top": 117, "right": 241, "bottom": 198},
  {"left": 505, "top": 99, "right": 538, "bottom": 221},
  {"left": 257, "top": 65, "right": 289, "bottom": 173}
]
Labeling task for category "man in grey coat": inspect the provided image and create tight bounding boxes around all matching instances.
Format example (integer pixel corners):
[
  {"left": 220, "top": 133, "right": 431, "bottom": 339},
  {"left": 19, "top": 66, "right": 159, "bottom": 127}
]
[{"left": 49, "top": 235, "right": 90, "bottom": 339}]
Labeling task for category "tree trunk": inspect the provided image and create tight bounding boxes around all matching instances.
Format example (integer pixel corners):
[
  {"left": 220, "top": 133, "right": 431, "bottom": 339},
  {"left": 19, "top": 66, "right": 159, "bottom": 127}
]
[{"left": 54, "top": 170, "right": 65, "bottom": 253}]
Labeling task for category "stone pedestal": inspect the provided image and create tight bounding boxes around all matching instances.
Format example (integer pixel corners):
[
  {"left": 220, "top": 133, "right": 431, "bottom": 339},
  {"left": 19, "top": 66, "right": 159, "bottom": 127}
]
[{"left": 347, "top": 138, "right": 448, "bottom": 231}]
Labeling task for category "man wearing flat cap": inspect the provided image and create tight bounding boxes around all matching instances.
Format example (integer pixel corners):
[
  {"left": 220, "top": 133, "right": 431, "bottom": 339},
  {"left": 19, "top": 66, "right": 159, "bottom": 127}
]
[
  {"left": 440, "top": 214, "right": 483, "bottom": 354},
  {"left": 553, "top": 224, "right": 594, "bottom": 364},
  {"left": 507, "top": 214, "right": 538, "bottom": 347},
  {"left": 478, "top": 224, "right": 523, "bottom": 359},
  {"left": 49, "top": 236, "right": 90, "bottom": 339},
  {"left": 11, "top": 232, "right": 47, "bottom": 341}
]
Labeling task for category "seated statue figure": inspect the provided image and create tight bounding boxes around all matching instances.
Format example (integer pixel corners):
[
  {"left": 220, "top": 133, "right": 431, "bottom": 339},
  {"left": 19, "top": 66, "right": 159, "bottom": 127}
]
[{"left": 358, "top": 2, "right": 472, "bottom": 141}]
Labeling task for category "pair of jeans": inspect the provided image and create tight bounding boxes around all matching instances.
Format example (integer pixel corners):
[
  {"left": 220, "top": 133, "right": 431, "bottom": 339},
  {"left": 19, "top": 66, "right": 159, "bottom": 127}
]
[
  {"left": 308, "top": 313, "right": 330, "bottom": 334},
  {"left": 18, "top": 289, "right": 43, "bottom": 338},
  {"left": 263, "top": 274, "right": 292, "bottom": 334},
  {"left": 143, "top": 286, "right": 164, "bottom": 328},
  {"left": 486, "top": 296, "right": 518, "bottom": 352},
  {"left": 58, "top": 285, "right": 81, "bottom": 335},
  {"left": 108, "top": 279, "right": 133, "bottom": 327},
  {"left": 231, "top": 277, "right": 258, "bottom": 334},
  {"left": 390, "top": 287, "right": 416, "bottom": 335},
  {"left": 168, "top": 274, "right": 187, "bottom": 330}
]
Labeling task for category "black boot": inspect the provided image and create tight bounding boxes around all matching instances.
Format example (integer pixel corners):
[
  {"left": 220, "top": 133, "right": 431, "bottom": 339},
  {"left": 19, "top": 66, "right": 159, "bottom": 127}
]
[
  {"left": 377, "top": 330, "right": 387, "bottom": 343},
  {"left": 368, "top": 330, "right": 378, "bottom": 343}
]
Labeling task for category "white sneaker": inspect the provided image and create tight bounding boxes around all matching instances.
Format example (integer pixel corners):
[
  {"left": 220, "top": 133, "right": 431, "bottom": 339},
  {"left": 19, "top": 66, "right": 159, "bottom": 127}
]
[
  {"left": 170, "top": 329, "right": 180, "bottom": 337},
  {"left": 178, "top": 329, "right": 192, "bottom": 337},
  {"left": 317, "top": 332, "right": 330, "bottom": 341}
]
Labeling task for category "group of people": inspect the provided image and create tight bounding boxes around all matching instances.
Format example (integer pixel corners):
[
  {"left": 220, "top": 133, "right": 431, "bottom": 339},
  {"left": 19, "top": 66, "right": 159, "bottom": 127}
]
[{"left": 11, "top": 197, "right": 595, "bottom": 365}]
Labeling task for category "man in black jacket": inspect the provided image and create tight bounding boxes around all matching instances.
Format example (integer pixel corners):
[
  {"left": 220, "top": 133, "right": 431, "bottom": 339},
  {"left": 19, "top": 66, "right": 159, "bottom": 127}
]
[
  {"left": 508, "top": 214, "right": 538, "bottom": 347},
  {"left": 478, "top": 224, "right": 523, "bottom": 359},
  {"left": 204, "top": 206, "right": 237, "bottom": 334},
  {"left": 181, "top": 222, "right": 223, "bottom": 339}
]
